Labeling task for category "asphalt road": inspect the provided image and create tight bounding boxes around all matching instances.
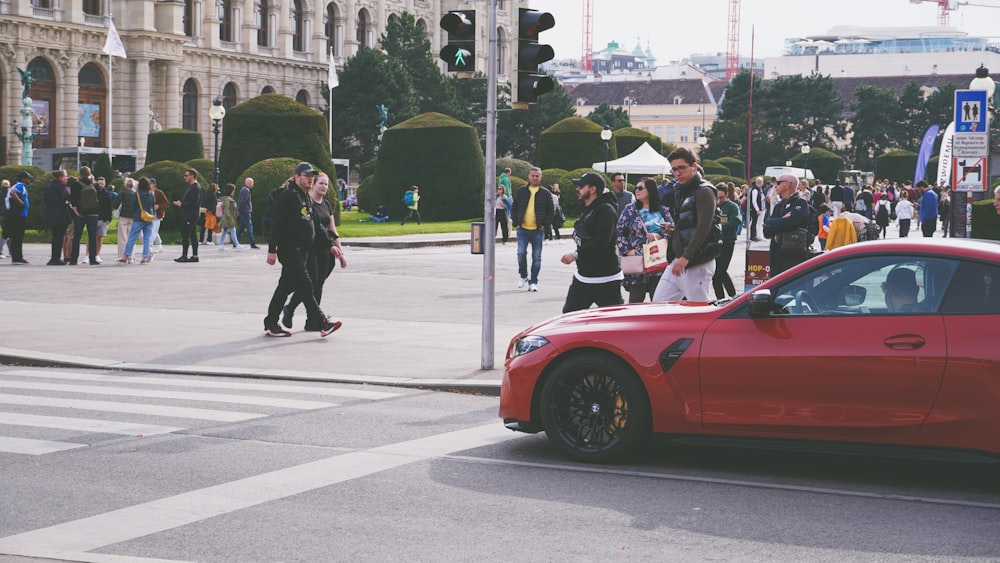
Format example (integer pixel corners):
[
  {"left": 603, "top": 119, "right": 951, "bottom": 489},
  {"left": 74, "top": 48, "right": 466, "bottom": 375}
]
[{"left": 1, "top": 366, "right": 999, "bottom": 562}]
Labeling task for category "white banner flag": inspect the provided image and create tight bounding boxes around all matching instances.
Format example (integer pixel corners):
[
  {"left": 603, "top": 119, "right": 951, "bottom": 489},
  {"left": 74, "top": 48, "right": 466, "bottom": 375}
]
[
  {"left": 102, "top": 19, "right": 127, "bottom": 58},
  {"left": 328, "top": 50, "right": 339, "bottom": 89}
]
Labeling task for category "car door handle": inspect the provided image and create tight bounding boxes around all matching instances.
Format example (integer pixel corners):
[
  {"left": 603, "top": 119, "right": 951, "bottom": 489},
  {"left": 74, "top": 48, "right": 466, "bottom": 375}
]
[{"left": 884, "top": 334, "right": 926, "bottom": 350}]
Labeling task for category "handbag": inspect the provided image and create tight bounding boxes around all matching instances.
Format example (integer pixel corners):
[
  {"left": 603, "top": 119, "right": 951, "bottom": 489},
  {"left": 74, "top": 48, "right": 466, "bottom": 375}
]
[
  {"left": 136, "top": 191, "right": 155, "bottom": 222},
  {"left": 621, "top": 255, "right": 644, "bottom": 274},
  {"left": 778, "top": 227, "right": 809, "bottom": 253},
  {"left": 642, "top": 238, "right": 669, "bottom": 273},
  {"left": 215, "top": 201, "right": 223, "bottom": 219}
]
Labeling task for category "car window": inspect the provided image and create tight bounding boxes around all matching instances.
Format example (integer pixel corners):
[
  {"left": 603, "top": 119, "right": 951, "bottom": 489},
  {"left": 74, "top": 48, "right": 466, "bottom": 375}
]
[
  {"left": 767, "top": 255, "right": 957, "bottom": 316},
  {"left": 941, "top": 261, "right": 1000, "bottom": 315}
]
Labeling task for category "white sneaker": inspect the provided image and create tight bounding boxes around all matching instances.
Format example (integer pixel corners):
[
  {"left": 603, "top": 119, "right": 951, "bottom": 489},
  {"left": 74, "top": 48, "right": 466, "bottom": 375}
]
[
  {"left": 153, "top": 246, "right": 163, "bottom": 254},
  {"left": 528, "top": 283, "right": 538, "bottom": 292},
  {"left": 518, "top": 277, "right": 528, "bottom": 289},
  {"left": 235, "top": 245, "right": 243, "bottom": 251},
  {"left": 219, "top": 244, "right": 226, "bottom": 251},
  {"left": 95, "top": 256, "right": 102, "bottom": 264}
]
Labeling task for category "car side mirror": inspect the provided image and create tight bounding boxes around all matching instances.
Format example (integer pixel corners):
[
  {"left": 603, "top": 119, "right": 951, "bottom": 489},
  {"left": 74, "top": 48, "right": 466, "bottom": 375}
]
[
  {"left": 748, "top": 289, "right": 773, "bottom": 317},
  {"left": 844, "top": 284, "right": 866, "bottom": 306}
]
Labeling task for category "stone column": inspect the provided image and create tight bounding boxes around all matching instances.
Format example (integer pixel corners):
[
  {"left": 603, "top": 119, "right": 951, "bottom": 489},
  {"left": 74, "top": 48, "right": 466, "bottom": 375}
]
[
  {"left": 60, "top": 55, "right": 80, "bottom": 150},
  {"left": 343, "top": 0, "right": 357, "bottom": 59},
  {"left": 130, "top": 57, "right": 151, "bottom": 160},
  {"left": 163, "top": 61, "right": 180, "bottom": 129}
]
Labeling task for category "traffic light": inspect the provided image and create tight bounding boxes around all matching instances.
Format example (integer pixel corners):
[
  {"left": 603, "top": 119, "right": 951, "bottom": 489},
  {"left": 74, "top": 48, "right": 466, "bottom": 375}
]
[
  {"left": 439, "top": 10, "right": 476, "bottom": 74},
  {"left": 512, "top": 8, "right": 555, "bottom": 109}
]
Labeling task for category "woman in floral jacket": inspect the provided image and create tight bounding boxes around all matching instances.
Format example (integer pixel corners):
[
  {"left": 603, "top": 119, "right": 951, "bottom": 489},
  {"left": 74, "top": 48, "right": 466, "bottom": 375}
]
[{"left": 616, "top": 177, "right": 673, "bottom": 303}]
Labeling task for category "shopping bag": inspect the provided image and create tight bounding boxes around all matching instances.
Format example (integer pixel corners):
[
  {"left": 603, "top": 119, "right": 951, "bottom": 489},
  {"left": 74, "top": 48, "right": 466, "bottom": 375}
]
[{"left": 642, "top": 239, "right": 669, "bottom": 274}]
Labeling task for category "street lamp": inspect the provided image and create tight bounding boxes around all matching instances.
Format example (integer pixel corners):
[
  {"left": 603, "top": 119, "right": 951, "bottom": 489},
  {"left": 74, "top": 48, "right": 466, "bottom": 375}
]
[
  {"left": 209, "top": 97, "right": 226, "bottom": 185},
  {"left": 697, "top": 104, "right": 707, "bottom": 146},
  {"left": 800, "top": 144, "right": 811, "bottom": 179},
  {"left": 600, "top": 125, "right": 613, "bottom": 174}
]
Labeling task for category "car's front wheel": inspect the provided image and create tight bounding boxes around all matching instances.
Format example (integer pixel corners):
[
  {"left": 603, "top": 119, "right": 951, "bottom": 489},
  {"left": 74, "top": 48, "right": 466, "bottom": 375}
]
[{"left": 539, "top": 352, "right": 650, "bottom": 463}]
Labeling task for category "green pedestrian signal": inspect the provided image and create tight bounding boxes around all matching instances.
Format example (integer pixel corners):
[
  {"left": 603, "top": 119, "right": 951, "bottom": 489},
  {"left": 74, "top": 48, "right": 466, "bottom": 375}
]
[{"left": 440, "top": 10, "right": 476, "bottom": 74}]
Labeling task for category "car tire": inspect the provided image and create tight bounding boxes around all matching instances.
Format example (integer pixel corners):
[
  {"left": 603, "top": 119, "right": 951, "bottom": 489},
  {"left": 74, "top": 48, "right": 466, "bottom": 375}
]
[{"left": 539, "top": 352, "right": 651, "bottom": 463}]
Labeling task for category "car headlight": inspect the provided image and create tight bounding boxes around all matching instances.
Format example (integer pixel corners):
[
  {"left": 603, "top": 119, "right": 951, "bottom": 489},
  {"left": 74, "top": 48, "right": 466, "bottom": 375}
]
[{"left": 512, "top": 335, "right": 549, "bottom": 358}]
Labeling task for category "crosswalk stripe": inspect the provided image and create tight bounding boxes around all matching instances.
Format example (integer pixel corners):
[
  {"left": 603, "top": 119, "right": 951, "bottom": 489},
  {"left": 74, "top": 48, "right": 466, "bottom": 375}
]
[
  {"left": 0, "top": 436, "right": 87, "bottom": 455},
  {"left": 1, "top": 369, "right": 401, "bottom": 400},
  {"left": 0, "top": 393, "right": 266, "bottom": 422},
  {"left": 0, "top": 412, "right": 182, "bottom": 436},
  {"left": 0, "top": 381, "right": 336, "bottom": 410}
]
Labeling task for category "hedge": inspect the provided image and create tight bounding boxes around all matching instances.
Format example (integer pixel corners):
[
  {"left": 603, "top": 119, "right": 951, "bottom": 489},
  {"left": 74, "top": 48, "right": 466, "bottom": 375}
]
[
  {"left": 131, "top": 160, "right": 209, "bottom": 232},
  {"left": 538, "top": 117, "right": 613, "bottom": 172},
  {"left": 146, "top": 128, "right": 204, "bottom": 165}
]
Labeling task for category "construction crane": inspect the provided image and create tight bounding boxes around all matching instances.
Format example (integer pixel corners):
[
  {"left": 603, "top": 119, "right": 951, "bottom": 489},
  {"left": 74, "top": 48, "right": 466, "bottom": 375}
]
[
  {"left": 909, "top": 0, "right": 1000, "bottom": 26},
  {"left": 726, "top": 0, "right": 741, "bottom": 79},
  {"left": 581, "top": 0, "right": 593, "bottom": 71}
]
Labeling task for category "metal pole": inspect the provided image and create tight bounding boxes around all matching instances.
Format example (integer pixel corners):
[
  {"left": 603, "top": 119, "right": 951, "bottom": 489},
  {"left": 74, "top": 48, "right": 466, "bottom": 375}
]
[
  {"left": 481, "top": 0, "right": 498, "bottom": 370},
  {"left": 212, "top": 119, "right": 221, "bottom": 185}
]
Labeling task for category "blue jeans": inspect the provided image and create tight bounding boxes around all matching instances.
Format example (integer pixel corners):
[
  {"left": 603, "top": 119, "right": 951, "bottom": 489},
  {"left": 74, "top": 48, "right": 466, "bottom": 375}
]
[
  {"left": 516, "top": 228, "right": 545, "bottom": 284},
  {"left": 124, "top": 219, "right": 153, "bottom": 258},
  {"left": 237, "top": 211, "right": 255, "bottom": 245}
]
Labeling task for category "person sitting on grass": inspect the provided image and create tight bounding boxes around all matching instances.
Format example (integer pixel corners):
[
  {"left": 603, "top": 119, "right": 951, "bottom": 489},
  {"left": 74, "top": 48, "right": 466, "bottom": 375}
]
[{"left": 370, "top": 203, "right": 390, "bottom": 223}]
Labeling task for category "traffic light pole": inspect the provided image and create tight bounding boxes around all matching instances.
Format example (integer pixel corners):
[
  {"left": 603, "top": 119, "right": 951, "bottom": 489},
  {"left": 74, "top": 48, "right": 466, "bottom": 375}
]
[{"left": 482, "top": 0, "right": 498, "bottom": 370}]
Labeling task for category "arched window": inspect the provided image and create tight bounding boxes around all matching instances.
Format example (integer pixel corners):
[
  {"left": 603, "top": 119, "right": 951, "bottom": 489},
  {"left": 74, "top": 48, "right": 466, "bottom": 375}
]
[
  {"left": 356, "top": 9, "right": 368, "bottom": 48},
  {"left": 261, "top": 85, "right": 276, "bottom": 95},
  {"left": 222, "top": 82, "right": 237, "bottom": 110},
  {"left": 219, "top": 0, "right": 234, "bottom": 42},
  {"left": 295, "top": 90, "right": 309, "bottom": 105},
  {"left": 324, "top": 3, "right": 337, "bottom": 55},
  {"left": 255, "top": 0, "right": 270, "bottom": 46},
  {"left": 78, "top": 64, "right": 106, "bottom": 147},
  {"left": 27, "top": 58, "right": 56, "bottom": 148},
  {"left": 291, "top": 0, "right": 304, "bottom": 52},
  {"left": 183, "top": 78, "right": 199, "bottom": 131}
]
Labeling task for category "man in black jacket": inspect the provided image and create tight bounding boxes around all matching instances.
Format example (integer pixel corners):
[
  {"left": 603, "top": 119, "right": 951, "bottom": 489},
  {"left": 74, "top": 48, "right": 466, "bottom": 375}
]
[
  {"left": 511, "top": 167, "right": 554, "bottom": 292},
  {"left": 173, "top": 169, "right": 202, "bottom": 262},
  {"left": 263, "top": 162, "right": 340, "bottom": 337},
  {"left": 763, "top": 173, "right": 811, "bottom": 277},
  {"left": 560, "top": 172, "right": 623, "bottom": 313}
]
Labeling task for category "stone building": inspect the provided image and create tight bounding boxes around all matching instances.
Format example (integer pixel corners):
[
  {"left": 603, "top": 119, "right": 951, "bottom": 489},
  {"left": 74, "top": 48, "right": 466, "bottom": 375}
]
[{"left": 2, "top": 0, "right": 524, "bottom": 168}]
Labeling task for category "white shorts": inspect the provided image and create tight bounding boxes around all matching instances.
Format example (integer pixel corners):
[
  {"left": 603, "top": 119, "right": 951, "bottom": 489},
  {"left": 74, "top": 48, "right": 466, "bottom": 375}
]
[{"left": 97, "top": 220, "right": 110, "bottom": 237}]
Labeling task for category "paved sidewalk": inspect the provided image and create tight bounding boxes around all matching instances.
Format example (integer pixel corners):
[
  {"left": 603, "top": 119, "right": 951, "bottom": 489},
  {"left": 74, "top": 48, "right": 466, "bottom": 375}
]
[{"left": 0, "top": 218, "right": 913, "bottom": 393}]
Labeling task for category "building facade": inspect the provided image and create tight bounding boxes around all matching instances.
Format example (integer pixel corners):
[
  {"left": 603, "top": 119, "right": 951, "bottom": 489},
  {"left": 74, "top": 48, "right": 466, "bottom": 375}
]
[{"left": 2, "top": 0, "right": 523, "bottom": 169}]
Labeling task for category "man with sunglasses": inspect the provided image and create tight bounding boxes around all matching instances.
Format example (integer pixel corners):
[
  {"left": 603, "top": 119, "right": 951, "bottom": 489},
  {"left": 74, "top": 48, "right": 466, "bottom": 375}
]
[
  {"left": 652, "top": 147, "right": 722, "bottom": 303},
  {"left": 560, "top": 172, "right": 623, "bottom": 313}
]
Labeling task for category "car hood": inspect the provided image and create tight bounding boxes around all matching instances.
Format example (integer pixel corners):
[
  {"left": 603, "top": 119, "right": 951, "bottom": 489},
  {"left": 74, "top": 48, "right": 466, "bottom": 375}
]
[{"left": 518, "top": 300, "right": 723, "bottom": 339}]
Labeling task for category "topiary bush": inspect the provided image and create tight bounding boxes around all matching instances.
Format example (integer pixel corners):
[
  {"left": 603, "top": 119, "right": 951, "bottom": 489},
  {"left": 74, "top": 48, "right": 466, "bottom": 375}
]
[
  {"left": 538, "top": 117, "right": 612, "bottom": 172},
  {"left": 360, "top": 158, "right": 377, "bottom": 181},
  {"left": 541, "top": 168, "right": 568, "bottom": 190},
  {"left": 185, "top": 159, "right": 216, "bottom": 185},
  {"left": 356, "top": 175, "right": 376, "bottom": 214},
  {"left": 146, "top": 128, "right": 204, "bottom": 165},
  {"left": 701, "top": 159, "right": 730, "bottom": 176},
  {"left": 926, "top": 156, "right": 939, "bottom": 184},
  {"left": 131, "top": 160, "right": 207, "bottom": 232},
  {"left": 219, "top": 94, "right": 335, "bottom": 186},
  {"left": 497, "top": 158, "right": 533, "bottom": 181},
  {"left": 874, "top": 150, "right": 918, "bottom": 184},
  {"left": 716, "top": 156, "right": 746, "bottom": 179},
  {"left": 789, "top": 147, "right": 843, "bottom": 185},
  {"left": 234, "top": 157, "right": 341, "bottom": 229},
  {"left": 374, "top": 112, "right": 485, "bottom": 221},
  {"left": 705, "top": 174, "right": 745, "bottom": 187},
  {"left": 971, "top": 198, "right": 1000, "bottom": 240},
  {"left": 555, "top": 168, "right": 609, "bottom": 218},
  {"left": 94, "top": 152, "right": 115, "bottom": 180},
  {"left": 613, "top": 127, "right": 662, "bottom": 157},
  {"left": 2, "top": 165, "right": 50, "bottom": 229}
]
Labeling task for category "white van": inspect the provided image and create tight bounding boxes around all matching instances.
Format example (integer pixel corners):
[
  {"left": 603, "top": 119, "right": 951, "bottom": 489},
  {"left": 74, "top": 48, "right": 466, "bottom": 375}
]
[{"left": 763, "top": 166, "right": 814, "bottom": 180}]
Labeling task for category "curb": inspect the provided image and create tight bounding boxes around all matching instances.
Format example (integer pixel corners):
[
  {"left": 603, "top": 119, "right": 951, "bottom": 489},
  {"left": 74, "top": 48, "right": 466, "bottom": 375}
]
[{"left": 0, "top": 351, "right": 503, "bottom": 397}]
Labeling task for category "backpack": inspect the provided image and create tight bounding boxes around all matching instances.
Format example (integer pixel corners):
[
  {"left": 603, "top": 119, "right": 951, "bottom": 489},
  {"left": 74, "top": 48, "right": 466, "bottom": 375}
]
[
  {"left": 403, "top": 190, "right": 415, "bottom": 206},
  {"left": 876, "top": 200, "right": 890, "bottom": 223},
  {"left": 854, "top": 197, "right": 866, "bottom": 213},
  {"left": 261, "top": 185, "right": 287, "bottom": 236}
]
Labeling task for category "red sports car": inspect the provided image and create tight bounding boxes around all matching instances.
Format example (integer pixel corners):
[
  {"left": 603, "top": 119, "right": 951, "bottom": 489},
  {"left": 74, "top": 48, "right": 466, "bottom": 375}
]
[{"left": 500, "top": 239, "right": 1000, "bottom": 462}]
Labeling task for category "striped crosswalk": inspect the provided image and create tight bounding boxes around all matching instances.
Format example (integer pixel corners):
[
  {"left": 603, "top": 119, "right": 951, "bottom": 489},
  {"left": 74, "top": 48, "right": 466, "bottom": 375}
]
[{"left": 0, "top": 368, "right": 402, "bottom": 456}]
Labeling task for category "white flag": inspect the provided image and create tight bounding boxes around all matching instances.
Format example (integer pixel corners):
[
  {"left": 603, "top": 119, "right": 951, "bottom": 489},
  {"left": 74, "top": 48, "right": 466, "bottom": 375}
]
[
  {"left": 102, "top": 19, "right": 127, "bottom": 58},
  {"left": 328, "top": 50, "right": 339, "bottom": 89}
]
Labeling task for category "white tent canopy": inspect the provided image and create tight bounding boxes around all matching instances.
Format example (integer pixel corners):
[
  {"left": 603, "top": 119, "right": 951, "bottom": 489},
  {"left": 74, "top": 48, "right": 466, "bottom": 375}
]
[{"left": 592, "top": 142, "right": 671, "bottom": 176}]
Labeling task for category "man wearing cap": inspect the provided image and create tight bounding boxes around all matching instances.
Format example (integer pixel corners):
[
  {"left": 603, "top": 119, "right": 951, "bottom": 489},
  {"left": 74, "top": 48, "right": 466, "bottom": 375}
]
[
  {"left": 263, "top": 162, "right": 341, "bottom": 338},
  {"left": 652, "top": 147, "right": 722, "bottom": 303},
  {"left": 560, "top": 172, "right": 623, "bottom": 313},
  {"left": 173, "top": 168, "right": 202, "bottom": 263},
  {"left": 6, "top": 171, "right": 31, "bottom": 264},
  {"left": 512, "top": 167, "right": 554, "bottom": 292},
  {"left": 762, "top": 173, "right": 812, "bottom": 277}
]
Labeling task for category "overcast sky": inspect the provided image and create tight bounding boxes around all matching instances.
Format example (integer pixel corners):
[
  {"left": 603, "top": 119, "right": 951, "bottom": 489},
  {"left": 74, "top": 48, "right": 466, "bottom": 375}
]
[{"left": 543, "top": 0, "right": 1000, "bottom": 65}]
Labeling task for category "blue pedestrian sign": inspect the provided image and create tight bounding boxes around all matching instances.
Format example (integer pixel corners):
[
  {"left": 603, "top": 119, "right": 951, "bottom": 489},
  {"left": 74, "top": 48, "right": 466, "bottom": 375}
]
[{"left": 954, "top": 89, "right": 988, "bottom": 133}]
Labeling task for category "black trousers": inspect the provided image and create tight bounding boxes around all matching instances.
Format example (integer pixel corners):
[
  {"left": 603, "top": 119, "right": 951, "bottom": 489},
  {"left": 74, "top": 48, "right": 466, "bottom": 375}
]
[
  {"left": 50, "top": 223, "right": 68, "bottom": 262},
  {"left": 287, "top": 247, "right": 334, "bottom": 317},
  {"left": 495, "top": 209, "right": 509, "bottom": 242},
  {"left": 180, "top": 218, "right": 199, "bottom": 257},
  {"left": 713, "top": 241, "right": 737, "bottom": 299},
  {"left": 5, "top": 214, "right": 25, "bottom": 261},
  {"left": 749, "top": 210, "right": 759, "bottom": 239},
  {"left": 71, "top": 214, "right": 99, "bottom": 263},
  {"left": 563, "top": 278, "right": 623, "bottom": 314},
  {"left": 266, "top": 247, "right": 323, "bottom": 327}
]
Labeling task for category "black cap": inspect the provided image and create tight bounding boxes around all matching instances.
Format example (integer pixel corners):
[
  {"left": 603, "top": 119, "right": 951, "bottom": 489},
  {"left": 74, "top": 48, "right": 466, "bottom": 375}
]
[
  {"left": 294, "top": 162, "right": 319, "bottom": 176},
  {"left": 571, "top": 172, "right": 606, "bottom": 191},
  {"left": 16, "top": 171, "right": 33, "bottom": 181}
]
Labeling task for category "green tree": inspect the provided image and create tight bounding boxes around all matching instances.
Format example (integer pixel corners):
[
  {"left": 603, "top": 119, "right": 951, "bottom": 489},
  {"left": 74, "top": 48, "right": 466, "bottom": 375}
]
[
  {"left": 380, "top": 12, "right": 461, "bottom": 117},
  {"left": 450, "top": 72, "right": 488, "bottom": 147},
  {"left": 586, "top": 103, "right": 630, "bottom": 130},
  {"left": 899, "top": 81, "right": 929, "bottom": 150},
  {"left": 850, "top": 85, "right": 905, "bottom": 170},
  {"left": 328, "top": 48, "right": 420, "bottom": 166},
  {"left": 497, "top": 77, "right": 575, "bottom": 162},
  {"left": 922, "top": 83, "right": 959, "bottom": 134},
  {"left": 757, "top": 73, "right": 844, "bottom": 150}
]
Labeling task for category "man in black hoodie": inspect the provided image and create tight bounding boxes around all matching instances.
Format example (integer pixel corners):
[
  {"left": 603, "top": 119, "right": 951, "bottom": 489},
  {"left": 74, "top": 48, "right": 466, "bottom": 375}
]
[{"left": 560, "top": 172, "right": 623, "bottom": 313}]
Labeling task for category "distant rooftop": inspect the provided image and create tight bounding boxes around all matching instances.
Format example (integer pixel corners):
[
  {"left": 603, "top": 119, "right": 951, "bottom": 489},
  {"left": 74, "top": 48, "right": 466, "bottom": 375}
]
[{"left": 785, "top": 25, "right": 1000, "bottom": 56}]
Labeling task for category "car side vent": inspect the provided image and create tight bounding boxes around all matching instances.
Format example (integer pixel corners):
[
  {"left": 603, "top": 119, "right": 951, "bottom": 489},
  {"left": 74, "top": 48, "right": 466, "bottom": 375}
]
[{"left": 659, "top": 338, "right": 694, "bottom": 372}]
